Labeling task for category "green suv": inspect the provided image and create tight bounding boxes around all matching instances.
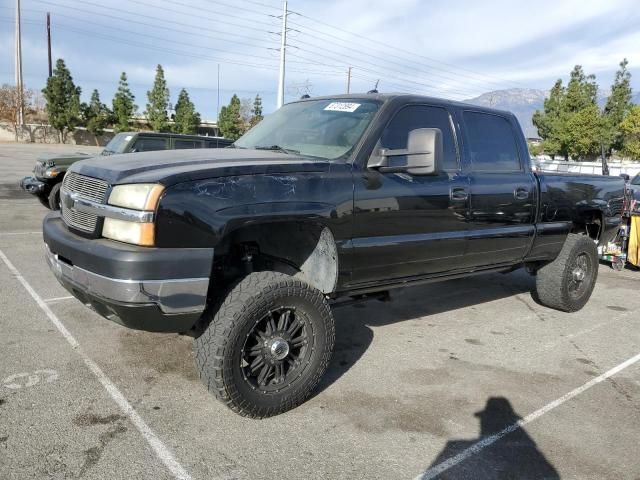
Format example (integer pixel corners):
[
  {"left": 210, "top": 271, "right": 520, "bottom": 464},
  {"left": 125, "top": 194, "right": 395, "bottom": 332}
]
[{"left": 20, "top": 132, "right": 232, "bottom": 209}]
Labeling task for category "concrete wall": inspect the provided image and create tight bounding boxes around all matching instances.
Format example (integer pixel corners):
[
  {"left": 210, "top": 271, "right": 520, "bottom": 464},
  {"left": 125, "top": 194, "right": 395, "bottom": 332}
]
[
  {"left": 534, "top": 158, "right": 640, "bottom": 177},
  {"left": 0, "top": 123, "right": 114, "bottom": 146}
]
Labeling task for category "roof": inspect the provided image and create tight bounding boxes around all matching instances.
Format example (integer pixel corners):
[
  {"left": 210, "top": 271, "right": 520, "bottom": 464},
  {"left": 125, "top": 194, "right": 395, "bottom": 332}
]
[
  {"left": 289, "top": 92, "right": 515, "bottom": 117},
  {"left": 116, "top": 132, "right": 231, "bottom": 141}
]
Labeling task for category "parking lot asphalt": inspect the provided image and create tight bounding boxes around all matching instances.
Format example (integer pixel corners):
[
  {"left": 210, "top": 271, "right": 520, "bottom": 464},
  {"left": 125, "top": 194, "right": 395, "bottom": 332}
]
[{"left": 1, "top": 143, "right": 639, "bottom": 480}]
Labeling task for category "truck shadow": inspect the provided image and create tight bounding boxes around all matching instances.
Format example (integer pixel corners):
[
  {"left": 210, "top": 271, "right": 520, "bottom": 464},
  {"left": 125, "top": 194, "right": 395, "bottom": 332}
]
[
  {"left": 317, "top": 269, "right": 536, "bottom": 394},
  {"left": 421, "top": 396, "right": 560, "bottom": 479}
]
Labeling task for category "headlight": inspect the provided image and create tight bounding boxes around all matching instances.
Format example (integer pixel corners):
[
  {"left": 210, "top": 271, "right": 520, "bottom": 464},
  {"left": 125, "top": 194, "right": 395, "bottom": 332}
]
[
  {"left": 103, "top": 218, "right": 155, "bottom": 246},
  {"left": 44, "top": 168, "right": 60, "bottom": 178},
  {"left": 108, "top": 183, "right": 164, "bottom": 211},
  {"left": 103, "top": 183, "right": 164, "bottom": 246}
]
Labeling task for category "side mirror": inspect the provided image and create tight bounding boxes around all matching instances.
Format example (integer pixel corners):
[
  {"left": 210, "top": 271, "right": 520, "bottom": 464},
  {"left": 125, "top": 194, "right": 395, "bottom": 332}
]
[{"left": 368, "top": 128, "right": 442, "bottom": 175}]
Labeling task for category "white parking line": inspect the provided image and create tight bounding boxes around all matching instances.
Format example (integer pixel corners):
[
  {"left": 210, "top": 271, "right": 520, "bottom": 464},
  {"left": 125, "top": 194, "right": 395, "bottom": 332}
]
[
  {"left": 43, "top": 295, "right": 75, "bottom": 304},
  {"left": 0, "top": 249, "right": 192, "bottom": 480},
  {"left": 0, "top": 231, "right": 41, "bottom": 237},
  {"left": 415, "top": 351, "right": 640, "bottom": 480}
]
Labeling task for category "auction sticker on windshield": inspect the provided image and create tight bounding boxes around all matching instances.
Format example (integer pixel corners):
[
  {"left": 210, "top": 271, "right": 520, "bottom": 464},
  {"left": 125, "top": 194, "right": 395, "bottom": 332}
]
[{"left": 324, "top": 102, "right": 361, "bottom": 112}]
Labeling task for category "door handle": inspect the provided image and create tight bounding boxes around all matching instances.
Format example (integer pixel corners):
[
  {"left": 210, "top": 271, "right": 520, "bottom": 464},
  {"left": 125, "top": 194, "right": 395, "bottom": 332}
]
[
  {"left": 514, "top": 187, "right": 530, "bottom": 200},
  {"left": 450, "top": 187, "right": 469, "bottom": 201}
]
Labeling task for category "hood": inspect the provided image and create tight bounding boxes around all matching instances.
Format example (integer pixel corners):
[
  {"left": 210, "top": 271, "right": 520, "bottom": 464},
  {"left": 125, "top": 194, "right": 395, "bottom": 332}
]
[
  {"left": 38, "top": 152, "right": 96, "bottom": 168},
  {"left": 69, "top": 148, "right": 330, "bottom": 185}
]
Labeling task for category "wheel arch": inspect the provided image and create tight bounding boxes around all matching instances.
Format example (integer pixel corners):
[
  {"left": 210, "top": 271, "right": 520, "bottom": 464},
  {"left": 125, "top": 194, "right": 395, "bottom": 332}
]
[{"left": 214, "top": 219, "right": 339, "bottom": 295}]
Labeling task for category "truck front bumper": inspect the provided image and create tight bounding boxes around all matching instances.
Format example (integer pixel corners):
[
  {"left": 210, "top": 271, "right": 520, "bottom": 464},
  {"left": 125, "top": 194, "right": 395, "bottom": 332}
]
[
  {"left": 20, "top": 176, "right": 47, "bottom": 195},
  {"left": 43, "top": 212, "right": 214, "bottom": 333}
]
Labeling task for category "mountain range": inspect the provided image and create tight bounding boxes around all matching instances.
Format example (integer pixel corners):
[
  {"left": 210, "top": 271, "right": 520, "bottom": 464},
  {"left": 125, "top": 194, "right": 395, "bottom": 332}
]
[
  {"left": 464, "top": 88, "right": 640, "bottom": 139},
  {"left": 464, "top": 89, "right": 547, "bottom": 138}
]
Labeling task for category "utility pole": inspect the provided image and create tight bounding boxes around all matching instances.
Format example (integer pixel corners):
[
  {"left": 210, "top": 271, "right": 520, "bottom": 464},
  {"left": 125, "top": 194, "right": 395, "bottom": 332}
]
[
  {"left": 47, "top": 12, "right": 52, "bottom": 77},
  {"left": 347, "top": 67, "right": 352, "bottom": 94},
  {"left": 216, "top": 64, "right": 220, "bottom": 128},
  {"left": 15, "top": 0, "right": 24, "bottom": 125},
  {"left": 276, "top": 0, "right": 288, "bottom": 109}
]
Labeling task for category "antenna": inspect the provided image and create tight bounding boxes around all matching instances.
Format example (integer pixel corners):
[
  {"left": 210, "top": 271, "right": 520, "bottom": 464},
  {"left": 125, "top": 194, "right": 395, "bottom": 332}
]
[{"left": 367, "top": 79, "right": 379, "bottom": 94}]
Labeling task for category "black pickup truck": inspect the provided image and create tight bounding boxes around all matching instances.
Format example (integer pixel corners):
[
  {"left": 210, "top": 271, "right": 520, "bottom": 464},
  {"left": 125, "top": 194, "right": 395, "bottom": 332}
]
[{"left": 43, "top": 94, "right": 626, "bottom": 418}]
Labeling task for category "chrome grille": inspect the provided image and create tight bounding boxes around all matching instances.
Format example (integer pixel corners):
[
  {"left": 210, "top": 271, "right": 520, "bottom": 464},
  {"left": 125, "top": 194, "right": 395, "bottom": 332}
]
[{"left": 61, "top": 172, "right": 109, "bottom": 233}]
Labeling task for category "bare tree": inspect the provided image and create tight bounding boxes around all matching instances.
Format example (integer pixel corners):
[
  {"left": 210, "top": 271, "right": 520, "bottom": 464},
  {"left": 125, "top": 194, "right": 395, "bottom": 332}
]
[
  {"left": 239, "top": 97, "right": 253, "bottom": 128},
  {"left": 0, "top": 84, "right": 34, "bottom": 141}
]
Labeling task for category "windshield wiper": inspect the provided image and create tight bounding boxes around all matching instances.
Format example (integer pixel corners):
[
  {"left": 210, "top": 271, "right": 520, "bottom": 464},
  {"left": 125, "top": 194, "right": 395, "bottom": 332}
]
[{"left": 254, "top": 145, "right": 300, "bottom": 155}]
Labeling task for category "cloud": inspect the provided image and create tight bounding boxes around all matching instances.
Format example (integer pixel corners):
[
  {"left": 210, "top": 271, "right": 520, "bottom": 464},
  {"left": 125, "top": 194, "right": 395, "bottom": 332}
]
[{"left": 2, "top": 0, "right": 639, "bottom": 117}]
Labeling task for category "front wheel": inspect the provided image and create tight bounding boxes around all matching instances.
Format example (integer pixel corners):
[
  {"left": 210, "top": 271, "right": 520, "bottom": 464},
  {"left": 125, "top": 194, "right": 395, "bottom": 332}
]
[
  {"left": 47, "top": 182, "right": 62, "bottom": 210},
  {"left": 194, "top": 272, "right": 335, "bottom": 418},
  {"left": 534, "top": 234, "right": 598, "bottom": 312}
]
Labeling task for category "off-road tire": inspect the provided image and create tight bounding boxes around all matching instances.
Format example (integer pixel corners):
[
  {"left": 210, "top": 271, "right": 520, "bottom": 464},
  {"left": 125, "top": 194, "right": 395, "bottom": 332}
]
[
  {"left": 194, "top": 271, "right": 335, "bottom": 418},
  {"left": 47, "top": 182, "right": 62, "bottom": 210},
  {"left": 535, "top": 233, "right": 598, "bottom": 312}
]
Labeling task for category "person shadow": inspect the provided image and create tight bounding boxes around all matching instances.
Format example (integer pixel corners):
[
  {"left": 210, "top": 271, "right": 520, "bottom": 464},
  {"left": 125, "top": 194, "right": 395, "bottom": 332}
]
[{"left": 425, "top": 397, "right": 560, "bottom": 480}]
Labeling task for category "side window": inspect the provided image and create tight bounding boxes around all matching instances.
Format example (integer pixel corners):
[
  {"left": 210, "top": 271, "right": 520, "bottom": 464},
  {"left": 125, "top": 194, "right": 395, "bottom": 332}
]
[
  {"left": 379, "top": 105, "right": 459, "bottom": 171},
  {"left": 206, "top": 139, "right": 232, "bottom": 148},
  {"left": 132, "top": 137, "right": 168, "bottom": 152},
  {"left": 463, "top": 112, "right": 521, "bottom": 172},
  {"left": 174, "top": 139, "right": 202, "bottom": 149}
]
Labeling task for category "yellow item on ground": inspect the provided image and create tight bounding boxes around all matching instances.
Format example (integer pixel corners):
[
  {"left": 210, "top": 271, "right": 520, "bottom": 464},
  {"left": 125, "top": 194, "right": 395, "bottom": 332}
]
[{"left": 629, "top": 216, "right": 640, "bottom": 267}]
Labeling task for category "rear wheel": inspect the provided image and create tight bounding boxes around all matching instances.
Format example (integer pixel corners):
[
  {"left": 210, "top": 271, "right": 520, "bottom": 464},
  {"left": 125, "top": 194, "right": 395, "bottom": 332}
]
[
  {"left": 194, "top": 271, "right": 335, "bottom": 418},
  {"left": 535, "top": 234, "right": 598, "bottom": 312}
]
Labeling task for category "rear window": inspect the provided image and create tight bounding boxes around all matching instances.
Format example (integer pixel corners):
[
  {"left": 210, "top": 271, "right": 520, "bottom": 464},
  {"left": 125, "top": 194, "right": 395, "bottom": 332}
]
[
  {"left": 463, "top": 112, "right": 521, "bottom": 172},
  {"left": 132, "top": 137, "right": 168, "bottom": 152}
]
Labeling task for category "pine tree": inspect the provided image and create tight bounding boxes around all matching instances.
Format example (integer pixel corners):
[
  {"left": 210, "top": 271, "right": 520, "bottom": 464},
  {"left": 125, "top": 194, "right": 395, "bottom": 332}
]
[
  {"left": 173, "top": 89, "right": 201, "bottom": 134},
  {"left": 82, "top": 89, "right": 110, "bottom": 145},
  {"left": 112, "top": 72, "right": 137, "bottom": 133},
  {"left": 533, "top": 65, "right": 603, "bottom": 160},
  {"left": 533, "top": 79, "right": 565, "bottom": 158},
  {"left": 564, "top": 65, "right": 598, "bottom": 112},
  {"left": 620, "top": 105, "right": 640, "bottom": 159},
  {"left": 603, "top": 59, "right": 633, "bottom": 153},
  {"left": 145, "top": 65, "right": 170, "bottom": 132},
  {"left": 250, "top": 94, "right": 263, "bottom": 127},
  {"left": 42, "top": 58, "right": 81, "bottom": 143},
  {"left": 218, "top": 94, "right": 244, "bottom": 140}
]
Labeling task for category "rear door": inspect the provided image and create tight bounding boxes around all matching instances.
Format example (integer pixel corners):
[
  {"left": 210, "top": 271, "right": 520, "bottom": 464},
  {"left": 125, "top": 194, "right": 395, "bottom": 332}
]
[{"left": 460, "top": 110, "right": 537, "bottom": 266}]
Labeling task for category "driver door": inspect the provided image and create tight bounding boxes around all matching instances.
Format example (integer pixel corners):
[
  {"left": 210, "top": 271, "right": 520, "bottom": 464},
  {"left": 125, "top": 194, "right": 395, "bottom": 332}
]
[{"left": 350, "top": 104, "right": 470, "bottom": 285}]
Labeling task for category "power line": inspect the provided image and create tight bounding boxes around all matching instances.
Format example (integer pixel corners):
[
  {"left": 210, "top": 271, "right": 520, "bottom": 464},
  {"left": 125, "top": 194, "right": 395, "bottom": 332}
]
[
  {"left": 1, "top": 6, "right": 327, "bottom": 71},
  {"left": 287, "top": 22, "right": 516, "bottom": 94},
  {"left": 127, "top": 0, "right": 277, "bottom": 28},
  {"left": 2, "top": 4, "right": 270, "bottom": 51},
  {"left": 73, "top": 0, "right": 272, "bottom": 34},
  {"left": 232, "top": 0, "right": 281, "bottom": 12},
  {"left": 0, "top": 17, "right": 345, "bottom": 76},
  {"left": 286, "top": 46, "right": 484, "bottom": 99},
  {"left": 31, "top": 0, "right": 271, "bottom": 44},
  {"left": 289, "top": 12, "right": 528, "bottom": 89}
]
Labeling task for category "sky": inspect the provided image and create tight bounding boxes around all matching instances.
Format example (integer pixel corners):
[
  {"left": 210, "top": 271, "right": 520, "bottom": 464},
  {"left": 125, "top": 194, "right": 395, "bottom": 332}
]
[{"left": 1, "top": 0, "right": 640, "bottom": 120}]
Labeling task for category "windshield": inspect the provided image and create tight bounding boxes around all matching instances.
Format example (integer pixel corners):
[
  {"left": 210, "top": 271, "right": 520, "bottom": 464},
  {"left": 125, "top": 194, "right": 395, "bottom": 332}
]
[
  {"left": 631, "top": 174, "right": 640, "bottom": 185},
  {"left": 102, "top": 133, "right": 133, "bottom": 155},
  {"left": 235, "top": 99, "right": 381, "bottom": 160}
]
